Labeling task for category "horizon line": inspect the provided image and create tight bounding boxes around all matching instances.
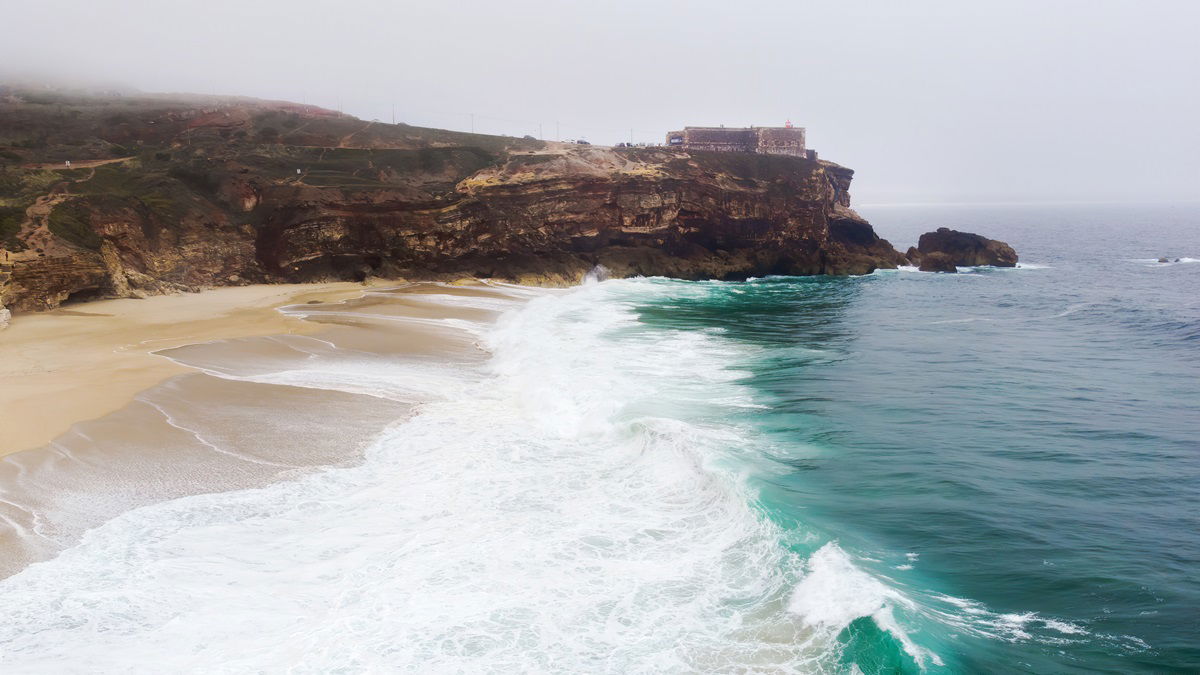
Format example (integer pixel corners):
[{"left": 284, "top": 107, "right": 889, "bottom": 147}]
[{"left": 858, "top": 199, "right": 1200, "bottom": 208}]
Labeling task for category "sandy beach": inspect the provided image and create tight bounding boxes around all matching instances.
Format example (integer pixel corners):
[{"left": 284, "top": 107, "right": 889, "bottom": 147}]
[
  {"left": 0, "top": 279, "right": 531, "bottom": 578},
  {"left": 0, "top": 282, "right": 383, "bottom": 457}
]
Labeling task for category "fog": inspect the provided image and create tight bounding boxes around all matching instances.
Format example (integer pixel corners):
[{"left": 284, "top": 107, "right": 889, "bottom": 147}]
[{"left": 3, "top": 0, "right": 1197, "bottom": 204}]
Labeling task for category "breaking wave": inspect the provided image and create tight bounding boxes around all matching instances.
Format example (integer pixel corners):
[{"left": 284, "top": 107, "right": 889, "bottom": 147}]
[{"left": 0, "top": 279, "right": 1135, "bottom": 672}]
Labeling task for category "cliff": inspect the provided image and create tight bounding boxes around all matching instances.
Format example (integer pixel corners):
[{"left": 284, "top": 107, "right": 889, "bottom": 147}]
[{"left": 0, "top": 88, "right": 906, "bottom": 318}]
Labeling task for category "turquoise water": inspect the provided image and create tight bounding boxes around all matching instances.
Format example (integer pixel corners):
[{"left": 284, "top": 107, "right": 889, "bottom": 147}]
[
  {"left": 626, "top": 203, "right": 1200, "bottom": 672},
  {"left": 0, "top": 204, "right": 1195, "bottom": 672}
]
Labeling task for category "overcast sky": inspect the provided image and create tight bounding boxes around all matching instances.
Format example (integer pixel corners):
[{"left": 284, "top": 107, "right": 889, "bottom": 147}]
[{"left": 3, "top": 0, "right": 1198, "bottom": 204}]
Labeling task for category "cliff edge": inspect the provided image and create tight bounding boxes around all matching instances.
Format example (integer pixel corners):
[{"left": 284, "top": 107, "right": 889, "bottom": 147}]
[{"left": 0, "top": 89, "right": 906, "bottom": 316}]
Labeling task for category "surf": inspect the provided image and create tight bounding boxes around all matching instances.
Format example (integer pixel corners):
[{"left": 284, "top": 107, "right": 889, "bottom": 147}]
[
  {"left": 0, "top": 281, "right": 867, "bottom": 671},
  {"left": 2, "top": 275, "right": 1149, "bottom": 673}
]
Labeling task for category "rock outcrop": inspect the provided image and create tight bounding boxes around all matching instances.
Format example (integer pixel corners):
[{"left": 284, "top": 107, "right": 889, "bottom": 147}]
[
  {"left": 0, "top": 88, "right": 911, "bottom": 317},
  {"left": 908, "top": 227, "right": 1018, "bottom": 268},
  {"left": 917, "top": 252, "right": 958, "bottom": 273}
]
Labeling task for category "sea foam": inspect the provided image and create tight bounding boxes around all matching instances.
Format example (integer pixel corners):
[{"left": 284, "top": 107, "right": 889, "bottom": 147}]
[
  {"left": 0, "top": 282, "right": 845, "bottom": 671},
  {"left": 3, "top": 279, "right": 1116, "bottom": 672}
]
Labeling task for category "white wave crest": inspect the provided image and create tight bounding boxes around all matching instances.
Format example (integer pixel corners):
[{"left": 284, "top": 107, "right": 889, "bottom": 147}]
[
  {"left": 0, "top": 280, "right": 861, "bottom": 672},
  {"left": 788, "top": 542, "right": 942, "bottom": 668}
]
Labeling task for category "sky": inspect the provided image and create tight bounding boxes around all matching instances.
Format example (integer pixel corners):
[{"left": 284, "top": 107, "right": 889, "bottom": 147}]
[{"left": 3, "top": 0, "right": 1198, "bottom": 204}]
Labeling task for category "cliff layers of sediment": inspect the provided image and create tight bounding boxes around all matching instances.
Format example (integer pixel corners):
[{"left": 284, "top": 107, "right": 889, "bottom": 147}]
[{"left": 0, "top": 89, "right": 906, "bottom": 316}]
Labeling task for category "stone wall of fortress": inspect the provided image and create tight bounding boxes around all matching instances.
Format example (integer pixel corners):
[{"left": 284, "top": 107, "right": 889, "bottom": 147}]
[
  {"left": 666, "top": 126, "right": 808, "bottom": 158},
  {"left": 753, "top": 127, "right": 806, "bottom": 158}
]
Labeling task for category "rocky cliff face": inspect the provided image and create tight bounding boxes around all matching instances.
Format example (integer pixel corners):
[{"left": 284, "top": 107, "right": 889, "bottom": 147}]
[{"left": 0, "top": 89, "right": 907, "bottom": 318}]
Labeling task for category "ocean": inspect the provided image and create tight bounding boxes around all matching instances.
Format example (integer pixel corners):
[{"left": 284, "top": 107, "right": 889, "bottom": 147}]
[{"left": 0, "top": 203, "right": 1197, "bottom": 672}]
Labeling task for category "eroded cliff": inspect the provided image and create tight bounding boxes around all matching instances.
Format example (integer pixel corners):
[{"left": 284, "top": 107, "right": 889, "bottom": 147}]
[{"left": 0, "top": 89, "right": 906, "bottom": 318}]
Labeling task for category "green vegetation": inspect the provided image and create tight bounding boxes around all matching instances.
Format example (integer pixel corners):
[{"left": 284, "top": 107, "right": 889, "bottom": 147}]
[
  {"left": 168, "top": 163, "right": 219, "bottom": 195},
  {"left": 59, "top": 168, "right": 92, "bottom": 181},
  {"left": 47, "top": 200, "right": 102, "bottom": 250},
  {"left": 12, "top": 136, "right": 48, "bottom": 149},
  {"left": 303, "top": 171, "right": 384, "bottom": 188},
  {"left": 137, "top": 192, "right": 178, "bottom": 219},
  {"left": 0, "top": 169, "right": 59, "bottom": 206},
  {"left": 0, "top": 206, "right": 24, "bottom": 249},
  {"left": 0, "top": 90, "right": 563, "bottom": 254},
  {"left": 0, "top": 170, "right": 25, "bottom": 203},
  {"left": 70, "top": 165, "right": 190, "bottom": 222},
  {"left": 81, "top": 165, "right": 139, "bottom": 195},
  {"left": 231, "top": 146, "right": 501, "bottom": 189}
]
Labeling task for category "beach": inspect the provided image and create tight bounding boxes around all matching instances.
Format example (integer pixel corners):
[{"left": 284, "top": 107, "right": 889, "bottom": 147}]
[
  {"left": 0, "top": 282, "right": 386, "bottom": 457},
  {"left": 0, "top": 279, "right": 532, "bottom": 577},
  {"left": 0, "top": 205, "right": 1197, "bottom": 671}
]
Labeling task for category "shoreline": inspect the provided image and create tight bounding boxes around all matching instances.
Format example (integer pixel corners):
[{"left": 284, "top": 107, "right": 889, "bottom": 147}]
[
  {"left": 0, "top": 281, "right": 393, "bottom": 457},
  {"left": 0, "top": 279, "right": 528, "bottom": 578}
]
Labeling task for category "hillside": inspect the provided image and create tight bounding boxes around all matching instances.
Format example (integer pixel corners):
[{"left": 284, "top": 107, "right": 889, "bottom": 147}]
[{"left": 0, "top": 87, "right": 906, "bottom": 321}]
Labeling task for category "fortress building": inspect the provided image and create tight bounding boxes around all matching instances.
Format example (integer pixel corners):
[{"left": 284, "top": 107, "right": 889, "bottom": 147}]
[{"left": 665, "top": 124, "right": 815, "bottom": 159}]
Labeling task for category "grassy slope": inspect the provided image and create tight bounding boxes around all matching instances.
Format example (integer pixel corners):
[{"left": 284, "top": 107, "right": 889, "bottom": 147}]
[{"left": 0, "top": 88, "right": 549, "bottom": 255}]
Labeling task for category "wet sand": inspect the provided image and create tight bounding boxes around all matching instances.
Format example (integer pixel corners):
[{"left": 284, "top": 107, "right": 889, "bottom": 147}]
[
  {"left": 0, "top": 282, "right": 384, "bottom": 457},
  {"left": 0, "top": 280, "right": 536, "bottom": 578}
]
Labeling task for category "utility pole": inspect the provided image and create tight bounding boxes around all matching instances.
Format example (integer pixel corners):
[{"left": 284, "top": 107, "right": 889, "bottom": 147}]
[
  {"left": 630, "top": 128, "right": 634, "bottom": 145},
  {"left": 556, "top": 121, "right": 560, "bottom": 141},
  {"left": 391, "top": 103, "right": 395, "bottom": 125},
  {"left": 539, "top": 123, "right": 543, "bottom": 140},
  {"left": 470, "top": 113, "right": 475, "bottom": 133}
]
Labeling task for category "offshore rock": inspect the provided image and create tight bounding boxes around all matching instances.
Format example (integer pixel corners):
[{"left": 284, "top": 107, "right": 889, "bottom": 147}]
[
  {"left": 918, "top": 252, "right": 958, "bottom": 273},
  {"left": 914, "top": 227, "right": 1018, "bottom": 268},
  {"left": 0, "top": 89, "right": 910, "bottom": 314}
]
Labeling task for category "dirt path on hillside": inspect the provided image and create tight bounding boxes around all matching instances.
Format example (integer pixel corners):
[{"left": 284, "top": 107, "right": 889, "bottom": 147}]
[
  {"left": 21, "top": 156, "right": 135, "bottom": 171},
  {"left": 12, "top": 193, "right": 71, "bottom": 258},
  {"left": 338, "top": 121, "right": 374, "bottom": 148},
  {"left": 8, "top": 166, "right": 108, "bottom": 259}
]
